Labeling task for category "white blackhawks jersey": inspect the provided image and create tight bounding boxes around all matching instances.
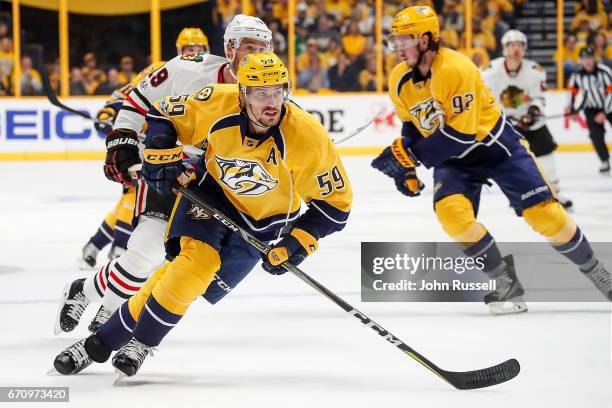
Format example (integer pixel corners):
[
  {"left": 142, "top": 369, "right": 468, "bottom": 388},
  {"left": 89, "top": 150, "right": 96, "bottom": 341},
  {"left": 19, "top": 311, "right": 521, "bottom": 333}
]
[
  {"left": 113, "top": 53, "right": 228, "bottom": 139},
  {"left": 481, "top": 57, "right": 547, "bottom": 130}
]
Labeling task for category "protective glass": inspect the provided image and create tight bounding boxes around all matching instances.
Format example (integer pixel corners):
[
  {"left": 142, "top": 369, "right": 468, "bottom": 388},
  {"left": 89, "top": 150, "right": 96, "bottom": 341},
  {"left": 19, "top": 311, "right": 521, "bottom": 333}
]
[{"left": 387, "top": 34, "right": 419, "bottom": 51}]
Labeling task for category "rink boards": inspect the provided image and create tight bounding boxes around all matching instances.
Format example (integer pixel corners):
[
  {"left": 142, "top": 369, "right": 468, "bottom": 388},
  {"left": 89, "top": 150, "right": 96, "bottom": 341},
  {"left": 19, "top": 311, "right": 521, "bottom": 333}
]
[{"left": 0, "top": 91, "right": 608, "bottom": 160}]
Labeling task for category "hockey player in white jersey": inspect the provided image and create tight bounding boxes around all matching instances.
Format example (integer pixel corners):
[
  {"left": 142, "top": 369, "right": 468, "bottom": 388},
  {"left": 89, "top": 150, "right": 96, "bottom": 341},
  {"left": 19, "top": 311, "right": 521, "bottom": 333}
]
[
  {"left": 481, "top": 29, "right": 573, "bottom": 210},
  {"left": 55, "top": 15, "right": 273, "bottom": 335}
]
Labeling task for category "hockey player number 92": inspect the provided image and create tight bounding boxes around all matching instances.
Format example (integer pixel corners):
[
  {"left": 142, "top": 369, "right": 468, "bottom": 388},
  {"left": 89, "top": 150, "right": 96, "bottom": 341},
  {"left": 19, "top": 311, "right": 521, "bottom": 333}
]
[
  {"left": 317, "top": 165, "right": 345, "bottom": 197},
  {"left": 451, "top": 93, "right": 474, "bottom": 114}
]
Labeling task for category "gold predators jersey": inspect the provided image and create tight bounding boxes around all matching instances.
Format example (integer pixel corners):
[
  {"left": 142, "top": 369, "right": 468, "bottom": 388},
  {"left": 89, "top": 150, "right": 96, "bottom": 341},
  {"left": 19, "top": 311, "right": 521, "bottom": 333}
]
[
  {"left": 148, "top": 84, "right": 352, "bottom": 239},
  {"left": 388, "top": 48, "right": 504, "bottom": 168}
]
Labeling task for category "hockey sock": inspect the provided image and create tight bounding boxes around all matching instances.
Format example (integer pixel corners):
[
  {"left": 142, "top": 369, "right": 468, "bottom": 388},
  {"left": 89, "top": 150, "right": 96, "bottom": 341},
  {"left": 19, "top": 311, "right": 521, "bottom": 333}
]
[
  {"left": 89, "top": 220, "right": 114, "bottom": 250},
  {"left": 553, "top": 227, "right": 596, "bottom": 270},
  {"left": 132, "top": 295, "right": 183, "bottom": 347},
  {"left": 101, "top": 216, "right": 168, "bottom": 314},
  {"left": 82, "top": 264, "right": 110, "bottom": 302},
  {"left": 97, "top": 302, "right": 136, "bottom": 351},
  {"left": 101, "top": 256, "right": 149, "bottom": 313},
  {"left": 523, "top": 200, "right": 596, "bottom": 268},
  {"left": 462, "top": 232, "right": 505, "bottom": 276},
  {"left": 112, "top": 220, "right": 133, "bottom": 251}
]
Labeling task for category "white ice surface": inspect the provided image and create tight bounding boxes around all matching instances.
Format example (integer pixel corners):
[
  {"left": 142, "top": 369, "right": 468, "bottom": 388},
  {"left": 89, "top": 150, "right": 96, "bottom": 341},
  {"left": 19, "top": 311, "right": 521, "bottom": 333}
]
[{"left": 0, "top": 153, "right": 611, "bottom": 407}]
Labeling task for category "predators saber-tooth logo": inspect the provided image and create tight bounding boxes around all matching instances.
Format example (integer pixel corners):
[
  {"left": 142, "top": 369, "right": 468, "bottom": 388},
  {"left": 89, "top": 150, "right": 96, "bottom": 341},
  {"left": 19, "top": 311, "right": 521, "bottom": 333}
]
[
  {"left": 410, "top": 98, "right": 445, "bottom": 133},
  {"left": 187, "top": 204, "right": 211, "bottom": 220},
  {"left": 216, "top": 156, "right": 278, "bottom": 196}
]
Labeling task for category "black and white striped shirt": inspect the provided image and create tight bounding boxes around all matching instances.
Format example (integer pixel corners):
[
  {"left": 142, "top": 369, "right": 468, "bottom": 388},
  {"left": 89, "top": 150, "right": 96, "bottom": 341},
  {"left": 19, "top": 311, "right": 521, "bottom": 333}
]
[{"left": 568, "top": 62, "right": 612, "bottom": 112}]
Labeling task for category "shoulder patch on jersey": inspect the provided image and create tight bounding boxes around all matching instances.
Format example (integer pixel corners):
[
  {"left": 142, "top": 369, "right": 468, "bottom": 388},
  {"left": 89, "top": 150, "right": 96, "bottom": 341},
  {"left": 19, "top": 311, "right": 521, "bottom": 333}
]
[
  {"left": 533, "top": 63, "right": 544, "bottom": 71},
  {"left": 194, "top": 86, "right": 213, "bottom": 102}
]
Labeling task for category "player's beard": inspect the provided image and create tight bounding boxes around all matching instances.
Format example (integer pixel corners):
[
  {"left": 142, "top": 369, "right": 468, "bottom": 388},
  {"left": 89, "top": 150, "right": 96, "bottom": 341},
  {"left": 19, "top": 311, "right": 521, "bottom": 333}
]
[{"left": 247, "top": 104, "right": 281, "bottom": 130}]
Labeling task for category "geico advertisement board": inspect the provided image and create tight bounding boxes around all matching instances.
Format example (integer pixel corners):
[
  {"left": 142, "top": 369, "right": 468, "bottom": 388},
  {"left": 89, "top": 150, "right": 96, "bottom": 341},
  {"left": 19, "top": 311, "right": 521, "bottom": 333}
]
[
  {"left": 0, "top": 98, "right": 105, "bottom": 152},
  {"left": 0, "top": 93, "right": 603, "bottom": 156}
]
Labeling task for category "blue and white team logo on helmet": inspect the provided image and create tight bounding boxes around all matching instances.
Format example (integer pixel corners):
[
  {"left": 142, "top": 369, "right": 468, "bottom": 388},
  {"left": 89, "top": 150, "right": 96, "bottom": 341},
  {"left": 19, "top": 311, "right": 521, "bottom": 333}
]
[{"left": 215, "top": 156, "right": 278, "bottom": 195}]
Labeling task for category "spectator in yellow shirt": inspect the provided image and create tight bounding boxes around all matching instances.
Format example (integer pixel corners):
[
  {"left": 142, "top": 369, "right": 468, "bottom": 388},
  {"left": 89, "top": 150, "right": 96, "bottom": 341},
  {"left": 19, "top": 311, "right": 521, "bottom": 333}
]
[
  {"left": 438, "top": 15, "right": 459, "bottom": 49},
  {"left": 358, "top": 52, "right": 377, "bottom": 91},
  {"left": 298, "top": 38, "right": 328, "bottom": 72},
  {"left": 20, "top": 56, "right": 43, "bottom": 96},
  {"left": 297, "top": 48, "right": 329, "bottom": 93},
  {"left": 117, "top": 56, "right": 136, "bottom": 85},
  {"left": 342, "top": 19, "right": 366, "bottom": 60}
]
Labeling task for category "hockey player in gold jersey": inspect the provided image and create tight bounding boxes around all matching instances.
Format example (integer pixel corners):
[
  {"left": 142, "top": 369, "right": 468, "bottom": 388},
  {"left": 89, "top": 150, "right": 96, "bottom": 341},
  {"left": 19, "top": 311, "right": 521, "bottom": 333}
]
[
  {"left": 372, "top": 6, "right": 611, "bottom": 314},
  {"left": 53, "top": 52, "right": 352, "bottom": 376}
]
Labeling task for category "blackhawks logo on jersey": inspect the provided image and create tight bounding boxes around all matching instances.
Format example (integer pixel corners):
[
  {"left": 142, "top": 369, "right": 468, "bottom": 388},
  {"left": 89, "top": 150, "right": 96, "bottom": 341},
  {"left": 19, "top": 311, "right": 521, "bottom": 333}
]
[
  {"left": 215, "top": 156, "right": 278, "bottom": 196},
  {"left": 500, "top": 85, "right": 529, "bottom": 109},
  {"left": 410, "top": 97, "right": 445, "bottom": 133}
]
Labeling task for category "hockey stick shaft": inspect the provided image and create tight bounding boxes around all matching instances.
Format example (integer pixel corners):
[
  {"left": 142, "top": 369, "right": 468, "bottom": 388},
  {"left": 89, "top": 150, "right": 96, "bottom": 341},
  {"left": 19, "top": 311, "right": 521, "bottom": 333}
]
[
  {"left": 172, "top": 181, "right": 520, "bottom": 389},
  {"left": 39, "top": 66, "right": 95, "bottom": 121},
  {"left": 332, "top": 107, "right": 385, "bottom": 144}
]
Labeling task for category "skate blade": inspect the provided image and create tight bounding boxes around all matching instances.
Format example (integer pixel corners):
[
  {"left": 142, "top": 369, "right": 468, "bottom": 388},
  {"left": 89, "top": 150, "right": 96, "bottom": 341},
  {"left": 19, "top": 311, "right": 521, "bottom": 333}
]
[
  {"left": 46, "top": 367, "right": 59, "bottom": 375},
  {"left": 53, "top": 282, "right": 72, "bottom": 335},
  {"left": 113, "top": 370, "right": 127, "bottom": 386},
  {"left": 488, "top": 299, "right": 528, "bottom": 315}
]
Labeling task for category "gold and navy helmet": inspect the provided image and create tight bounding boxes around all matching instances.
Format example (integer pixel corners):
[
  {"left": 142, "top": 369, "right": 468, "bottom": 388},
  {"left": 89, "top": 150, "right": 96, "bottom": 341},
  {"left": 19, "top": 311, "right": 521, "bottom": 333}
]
[
  {"left": 237, "top": 52, "right": 289, "bottom": 87},
  {"left": 391, "top": 6, "right": 439, "bottom": 41},
  {"left": 176, "top": 27, "right": 209, "bottom": 51}
]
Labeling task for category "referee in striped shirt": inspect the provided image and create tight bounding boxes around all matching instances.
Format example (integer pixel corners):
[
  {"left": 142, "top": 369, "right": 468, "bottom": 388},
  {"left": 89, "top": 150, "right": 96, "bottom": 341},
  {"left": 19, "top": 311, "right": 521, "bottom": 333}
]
[{"left": 568, "top": 47, "right": 612, "bottom": 174}]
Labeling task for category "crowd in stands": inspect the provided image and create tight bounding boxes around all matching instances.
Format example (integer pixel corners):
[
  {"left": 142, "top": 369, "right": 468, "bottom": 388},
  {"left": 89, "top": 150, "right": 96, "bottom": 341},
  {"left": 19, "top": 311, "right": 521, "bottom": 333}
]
[
  {"left": 558, "top": 0, "right": 612, "bottom": 79},
  {"left": 3, "top": 1, "right": 612, "bottom": 96}
]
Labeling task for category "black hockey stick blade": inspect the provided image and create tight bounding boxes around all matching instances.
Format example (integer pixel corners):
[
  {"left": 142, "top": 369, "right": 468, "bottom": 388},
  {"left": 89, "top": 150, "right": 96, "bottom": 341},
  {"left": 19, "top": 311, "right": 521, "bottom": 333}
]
[
  {"left": 440, "top": 358, "right": 520, "bottom": 390},
  {"left": 39, "top": 65, "right": 94, "bottom": 121}
]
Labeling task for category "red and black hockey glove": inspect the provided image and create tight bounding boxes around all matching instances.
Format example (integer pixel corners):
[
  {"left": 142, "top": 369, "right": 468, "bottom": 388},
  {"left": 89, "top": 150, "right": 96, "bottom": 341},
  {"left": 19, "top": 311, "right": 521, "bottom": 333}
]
[{"left": 104, "top": 129, "right": 141, "bottom": 187}]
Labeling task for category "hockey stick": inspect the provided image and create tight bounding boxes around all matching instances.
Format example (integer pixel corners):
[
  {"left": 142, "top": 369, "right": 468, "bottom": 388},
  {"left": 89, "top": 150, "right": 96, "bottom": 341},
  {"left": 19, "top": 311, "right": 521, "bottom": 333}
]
[
  {"left": 544, "top": 90, "right": 588, "bottom": 120},
  {"left": 39, "top": 66, "right": 96, "bottom": 121},
  {"left": 332, "top": 107, "right": 385, "bottom": 144},
  {"left": 171, "top": 181, "right": 520, "bottom": 390}
]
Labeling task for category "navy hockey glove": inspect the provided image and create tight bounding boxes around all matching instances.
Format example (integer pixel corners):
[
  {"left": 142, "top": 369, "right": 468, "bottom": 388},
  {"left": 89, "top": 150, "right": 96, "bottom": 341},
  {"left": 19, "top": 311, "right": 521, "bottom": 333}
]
[
  {"left": 142, "top": 146, "right": 184, "bottom": 194},
  {"left": 371, "top": 137, "right": 425, "bottom": 197},
  {"left": 262, "top": 228, "right": 319, "bottom": 275},
  {"left": 94, "top": 106, "right": 118, "bottom": 137},
  {"left": 104, "top": 129, "right": 141, "bottom": 186}
]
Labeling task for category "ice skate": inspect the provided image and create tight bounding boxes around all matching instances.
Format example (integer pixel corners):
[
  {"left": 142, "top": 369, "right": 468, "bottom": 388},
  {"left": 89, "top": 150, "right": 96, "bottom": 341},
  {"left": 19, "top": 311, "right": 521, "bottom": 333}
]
[
  {"left": 53, "top": 338, "right": 93, "bottom": 375},
  {"left": 54, "top": 278, "right": 91, "bottom": 334},
  {"left": 112, "top": 338, "right": 155, "bottom": 378},
  {"left": 78, "top": 240, "right": 100, "bottom": 270},
  {"left": 599, "top": 160, "right": 610, "bottom": 175},
  {"left": 88, "top": 306, "right": 111, "bottom": 334},
  {"left": 581, "top": 261, "right": 612, "bottom": 300},
  {"left": 484, "top": 255, "right": 528, "bottom": 315}
]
